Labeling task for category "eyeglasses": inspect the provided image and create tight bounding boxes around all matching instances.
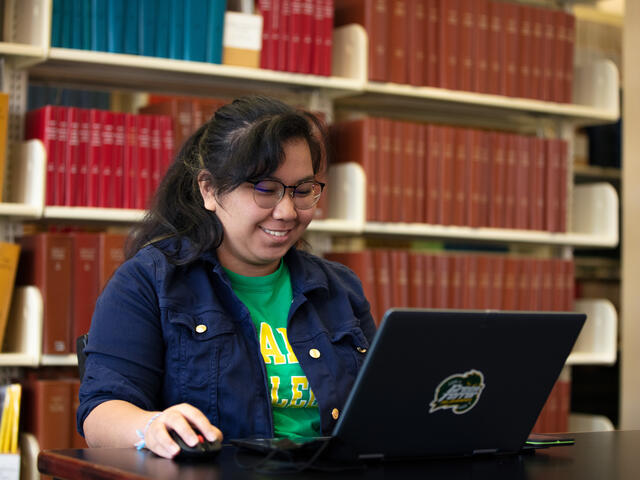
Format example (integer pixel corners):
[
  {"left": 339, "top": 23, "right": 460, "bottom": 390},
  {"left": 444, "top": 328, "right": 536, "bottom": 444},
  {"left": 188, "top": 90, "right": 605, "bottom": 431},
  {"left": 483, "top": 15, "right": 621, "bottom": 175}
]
[{"left": 249, "top": 179, "right": 325, "bottom": 210}]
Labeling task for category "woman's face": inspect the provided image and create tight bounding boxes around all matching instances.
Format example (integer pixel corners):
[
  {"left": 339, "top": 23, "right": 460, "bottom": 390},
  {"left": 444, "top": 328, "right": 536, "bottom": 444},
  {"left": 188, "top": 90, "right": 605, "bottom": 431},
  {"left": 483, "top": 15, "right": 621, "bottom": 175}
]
[{"left": 203, "top": 138, "right": 317, "bottom": 276}]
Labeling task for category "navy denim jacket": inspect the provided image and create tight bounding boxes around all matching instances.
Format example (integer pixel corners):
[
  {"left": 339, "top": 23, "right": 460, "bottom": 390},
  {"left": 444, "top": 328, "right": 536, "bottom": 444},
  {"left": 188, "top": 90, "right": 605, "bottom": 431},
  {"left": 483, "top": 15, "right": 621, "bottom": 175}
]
[{"left": 77, "top": 239, "right": 376, "bottom": 439}]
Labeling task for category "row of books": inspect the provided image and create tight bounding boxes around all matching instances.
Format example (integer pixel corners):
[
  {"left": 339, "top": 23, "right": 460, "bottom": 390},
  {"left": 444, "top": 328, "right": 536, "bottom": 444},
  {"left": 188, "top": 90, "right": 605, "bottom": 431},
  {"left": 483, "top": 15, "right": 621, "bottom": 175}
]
[
  {"left": 21, "top": 374, "right": 85, "bottom": 450},
  {"left": 332, "top": 117, "right": 569, "bottom": 232},
  {"left": 25, "top": 106, "right": 175, "bottom": 209},
  {"left": 532, "top": 377, "right": 571, "bottom": 434},
  {"left": 16, "top": 232, "right": 127, "bottom": 355},
  {"left": 258, "top": 0, "right": 334, "bottom": 76},
  {"left": 27, "top": 85, "right": 112, "bottom": 112},
  {"left": 51, "top": 0, "right": 227, "bottom": 64},
  {"left": 335, "top": 0, "right": 575, "bottom": 103},
  {"left": 325, "top": 249, "right": 575, "bottom": 326}
]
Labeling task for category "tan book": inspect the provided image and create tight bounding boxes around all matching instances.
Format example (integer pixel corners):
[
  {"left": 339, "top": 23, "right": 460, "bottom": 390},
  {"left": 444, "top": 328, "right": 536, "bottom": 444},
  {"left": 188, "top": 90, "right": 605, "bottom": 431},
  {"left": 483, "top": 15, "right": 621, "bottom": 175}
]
[{"left": 0, "top": 242, "right": 20, "bottom": 350}]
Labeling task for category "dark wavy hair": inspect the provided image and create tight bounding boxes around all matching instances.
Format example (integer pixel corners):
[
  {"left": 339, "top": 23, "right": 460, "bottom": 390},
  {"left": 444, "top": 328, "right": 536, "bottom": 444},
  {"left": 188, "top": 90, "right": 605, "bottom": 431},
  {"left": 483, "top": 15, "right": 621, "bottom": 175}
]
[{"left": 125, "top": 96, "right": 328, "bottom": 264}]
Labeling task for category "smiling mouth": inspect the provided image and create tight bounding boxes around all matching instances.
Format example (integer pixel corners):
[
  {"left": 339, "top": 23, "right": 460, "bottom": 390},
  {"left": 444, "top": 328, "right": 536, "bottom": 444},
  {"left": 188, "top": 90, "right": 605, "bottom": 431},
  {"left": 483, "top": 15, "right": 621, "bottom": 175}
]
[{"left": 261, "top": 227, "right": 290, "bottom": 237}]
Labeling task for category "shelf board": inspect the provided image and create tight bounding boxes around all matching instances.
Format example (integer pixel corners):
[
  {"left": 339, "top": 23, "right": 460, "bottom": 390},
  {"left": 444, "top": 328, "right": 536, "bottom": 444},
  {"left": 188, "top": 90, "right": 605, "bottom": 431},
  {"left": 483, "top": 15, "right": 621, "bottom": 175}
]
[
  {"left": 337, "top": 84, "right": 619, "bottom": 127},
  {"left": 0, "top": 202, "right": 41, "bottom": 219},
  {"left": 308, "top": 218, "right": 364, "bottom": 234},
  {"left": 40, "top": 354, "right": 78, "bottom": 366},
  {"left": 573, "top": 164, "right": 621, "bottom": 181},
  {"left": 43, "top": 206, "right": 146, "bottom": 223},
  {"left": 0, "top": 41, "right": 45, "bottom": 58},
  {"left": 362, "top": 223, "right": 618, "bottom": 248},
  {"left": 0, "top": 353, "right": 39, "bottom": 367},
  {"left": 28, "top": 48, "right": 363, "bottom": 97}
]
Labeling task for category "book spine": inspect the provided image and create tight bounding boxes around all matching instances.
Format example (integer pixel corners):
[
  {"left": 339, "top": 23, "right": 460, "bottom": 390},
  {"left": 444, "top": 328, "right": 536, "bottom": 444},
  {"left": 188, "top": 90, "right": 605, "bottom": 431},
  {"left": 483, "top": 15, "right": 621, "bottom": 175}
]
[
  {"left": 259, "top": 0, "right": 274, "bottom": 69},
  {"left": 123, "top": 113, "right": 139, "bottom": 209},
  {"left": 113, "top": 112, "right": 126, "bottom": 209},
  {"left": 487, "top": 0, "right": 504, "bottom": 95},
  {"left": 136, "top": 114, "right": 152, "bottom": 209},
  {"left": 439, "top": 0, "right": 460, "bottom": 90},
  {"left": 54, "top": 106, "right": 68, "bottom": 206},
  {"left": 99, "top": 110, "right": 115, "bottom": 208},
  {"left": 288, "top": 0, "right": 303, "bottom": 72},
  {"left": 503, "top": 2, "right": 519, "bottom": 97},
  {"left": 458, "top": 0, "right": 474, "bottom": 92},
  {"left": 64, "top": 107, "right": 80, "bottom": 207},
  {"left": 389, "top": 0, "right": 409, "bottom": 85},
  {"left": 425, "top": 0, "right": 439, "bottom": 87},
  {"left": 408, "top": 0, "right": 426, "bottom": 86}
]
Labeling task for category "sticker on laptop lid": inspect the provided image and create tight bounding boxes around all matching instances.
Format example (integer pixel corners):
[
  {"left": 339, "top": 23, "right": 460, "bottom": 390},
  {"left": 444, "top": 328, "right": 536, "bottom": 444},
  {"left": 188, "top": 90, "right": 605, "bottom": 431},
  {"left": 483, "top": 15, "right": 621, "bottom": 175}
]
[{"left": 429, "top": 369, "right": 485, "bottom": 414}]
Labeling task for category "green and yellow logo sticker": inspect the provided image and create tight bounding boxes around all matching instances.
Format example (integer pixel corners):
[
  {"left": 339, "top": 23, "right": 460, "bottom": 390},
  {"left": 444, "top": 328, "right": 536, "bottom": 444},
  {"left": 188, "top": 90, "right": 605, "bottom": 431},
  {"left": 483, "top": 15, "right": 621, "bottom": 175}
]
[{"left": 429, "top": 369, "right": 486, "bottom": 414}]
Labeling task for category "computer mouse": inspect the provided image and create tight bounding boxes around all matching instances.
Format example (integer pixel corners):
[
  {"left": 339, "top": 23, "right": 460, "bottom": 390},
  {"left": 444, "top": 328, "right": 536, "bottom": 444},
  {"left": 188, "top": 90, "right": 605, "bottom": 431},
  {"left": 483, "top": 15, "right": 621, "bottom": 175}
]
[{"left": 169, "top": 428, "right": 222, "bottom": 461}]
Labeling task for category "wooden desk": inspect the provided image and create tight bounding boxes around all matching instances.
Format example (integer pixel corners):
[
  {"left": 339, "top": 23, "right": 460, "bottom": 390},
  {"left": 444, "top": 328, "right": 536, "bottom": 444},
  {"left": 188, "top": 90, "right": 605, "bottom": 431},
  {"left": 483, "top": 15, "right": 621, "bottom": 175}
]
[{"left": 38, "top": 430, "right": 640, "bottom": 480}]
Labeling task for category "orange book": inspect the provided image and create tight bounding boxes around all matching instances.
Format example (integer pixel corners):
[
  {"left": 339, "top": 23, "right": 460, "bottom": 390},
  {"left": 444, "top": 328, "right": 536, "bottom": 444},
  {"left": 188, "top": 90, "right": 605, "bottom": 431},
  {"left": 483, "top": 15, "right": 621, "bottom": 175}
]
[{"left": 0, "top": 242, "right": 20, "bottom": 349}]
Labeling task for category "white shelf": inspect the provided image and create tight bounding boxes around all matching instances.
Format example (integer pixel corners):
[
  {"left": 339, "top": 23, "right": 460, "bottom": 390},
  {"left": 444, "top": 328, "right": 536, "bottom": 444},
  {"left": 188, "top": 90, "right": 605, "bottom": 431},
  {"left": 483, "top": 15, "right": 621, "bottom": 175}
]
[
  {"left": 567, "top": 298, "right": 618, "bottom": 365},
  {"left": 0, "top": 140, "right": 46, "bottom": 219},
  {"left": 40, "top": 354, "right": 77, "bottom": 366},
  {"left": 0, "top": 286, "right": 42, "bottom": 367},
  {"left": 43, "top": 206, "right": 146, "bottom": 223}
]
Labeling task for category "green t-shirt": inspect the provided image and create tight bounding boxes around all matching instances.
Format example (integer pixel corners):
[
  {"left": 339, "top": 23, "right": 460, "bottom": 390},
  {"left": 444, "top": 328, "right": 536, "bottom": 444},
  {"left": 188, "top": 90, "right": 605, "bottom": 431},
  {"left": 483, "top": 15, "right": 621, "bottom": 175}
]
[{"left": 224, "top": 261, "right": 321, "bottom": 438}]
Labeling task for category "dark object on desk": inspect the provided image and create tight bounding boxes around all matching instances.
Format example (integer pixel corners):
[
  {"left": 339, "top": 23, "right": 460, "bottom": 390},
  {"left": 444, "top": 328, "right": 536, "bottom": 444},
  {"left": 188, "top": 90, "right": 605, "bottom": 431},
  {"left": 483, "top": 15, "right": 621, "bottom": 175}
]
[{"left": 169, "top": 429, "right": 222, "bottom": 461}]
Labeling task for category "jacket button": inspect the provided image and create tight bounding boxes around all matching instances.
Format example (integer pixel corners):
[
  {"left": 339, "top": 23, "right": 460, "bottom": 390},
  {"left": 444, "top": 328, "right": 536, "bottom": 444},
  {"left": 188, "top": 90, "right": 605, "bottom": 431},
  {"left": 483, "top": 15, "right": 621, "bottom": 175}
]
[
  {"left": 195, "top": 324, "right": 207, "bottom": 334},
  {"left": 356, "top": 347, "right": 367, "bottom": 353},
  {"left": 309, "top": 348, "right": 321, "bottom": 359},
  {"left": 332, "top": 408, "right": 339, "bottom": 420}
]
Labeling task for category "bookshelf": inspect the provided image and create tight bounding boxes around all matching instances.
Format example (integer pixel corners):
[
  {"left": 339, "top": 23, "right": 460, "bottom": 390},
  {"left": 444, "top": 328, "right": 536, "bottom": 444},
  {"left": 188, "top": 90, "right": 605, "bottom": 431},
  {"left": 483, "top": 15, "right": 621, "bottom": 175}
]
[{"left": 0, "top": 0, "right": 625, "bottom": 465}]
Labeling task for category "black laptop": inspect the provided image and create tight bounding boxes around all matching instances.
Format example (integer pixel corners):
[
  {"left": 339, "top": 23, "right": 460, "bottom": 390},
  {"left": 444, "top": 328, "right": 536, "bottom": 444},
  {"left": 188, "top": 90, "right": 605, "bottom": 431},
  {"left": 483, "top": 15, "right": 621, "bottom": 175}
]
[{"left": 233, "top": 308, "right": 585, "bottom": 462}]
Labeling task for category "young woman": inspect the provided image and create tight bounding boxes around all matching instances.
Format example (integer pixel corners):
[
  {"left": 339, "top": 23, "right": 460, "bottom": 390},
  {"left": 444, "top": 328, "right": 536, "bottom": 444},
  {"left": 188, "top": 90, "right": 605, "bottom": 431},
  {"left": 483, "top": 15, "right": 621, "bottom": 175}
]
[{"left": 77, "top": 96, "right": 376, "bottom": 459}]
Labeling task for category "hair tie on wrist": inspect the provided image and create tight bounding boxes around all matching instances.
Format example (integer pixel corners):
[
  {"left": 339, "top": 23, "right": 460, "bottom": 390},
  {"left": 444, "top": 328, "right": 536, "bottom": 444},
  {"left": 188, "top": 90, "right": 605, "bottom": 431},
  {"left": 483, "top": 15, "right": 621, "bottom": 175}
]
[{"left": 134, "top": 412, "right": 162, "bottom": 450}]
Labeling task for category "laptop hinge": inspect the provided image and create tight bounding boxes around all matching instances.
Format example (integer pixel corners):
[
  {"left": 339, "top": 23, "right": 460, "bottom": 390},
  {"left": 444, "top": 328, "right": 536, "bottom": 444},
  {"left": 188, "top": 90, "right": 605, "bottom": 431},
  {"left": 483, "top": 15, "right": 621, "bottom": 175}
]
[{"left": 472, "top": 448, "right": 499, "bottom": 455}]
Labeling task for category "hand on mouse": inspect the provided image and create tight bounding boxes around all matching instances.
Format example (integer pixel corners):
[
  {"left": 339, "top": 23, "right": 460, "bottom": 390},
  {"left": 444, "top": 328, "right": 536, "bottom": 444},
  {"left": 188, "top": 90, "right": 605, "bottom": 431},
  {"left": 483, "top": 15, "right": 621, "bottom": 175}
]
[{"left": 139, "top": 403, "right": 223, "bottom": 459}]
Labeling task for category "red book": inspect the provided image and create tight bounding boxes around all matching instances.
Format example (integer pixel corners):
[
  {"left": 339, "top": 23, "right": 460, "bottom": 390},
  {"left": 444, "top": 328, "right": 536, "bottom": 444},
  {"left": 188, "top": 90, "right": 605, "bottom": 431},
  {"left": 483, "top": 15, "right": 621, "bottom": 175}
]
[
  {"left": 488, "top": 132, "right": 506, "bottom": 228},
  {"left": 25, "top": 106, "right": 57, "bottom": 206},
  {"left": 150, "top": 115, "right": 163, "bottom": 200},
  {"left": 552, "top": 9, "right": 566, "bottom": 103},
  {"left": 278, "top": 0, "right": 291, "bottom": 71},
  {"left": 541, "top": 8, "right": 555, "bottom": 102},
  {"left": 502, "top": 2, "right": 519, "bottom": 97},
  {"left": 87, "top": 109, "right": 102, "bottom": 207},
  {"left": 530, "top": 7, "right": 544, "bottom": 100},
  {"left": 565, "top": 259, "right": 575, "bottom": 312},
  {"left": 64, "top": 107, "right": 80, "bottom": 206},
  {"left": 563, "top": 13, "right": 576, "bottom": 103},
  {"left": 558, "top": 139, "right": 568, "bottom": 233},
  {"left": 518, "top": 5, "right": 533, "bottom": 99},
  {"left": 402, "top": 122, "right": 417, "bottom": 223},
  {"left": 123, "top": 113, "right": 138, "bottom": 209},
  {"left": 551, "top": 259, "right": 566, "bottom": 312},
  {"left": 414, "top": 124, "right": 426, "bottom": 223},
  {"left": 377, "top": 118, "right": 393, "bottom": 222},
  {"left": 324, "top": 250, "right": 377, "bottom": 320},
  {"left": 259, "top": 0, "right": 275, "bottom": 69},
  {"left": 487, "top": 0, "right": 504, "bottom": 95},
  {"left": 112, "top": 112, "right": 126, "bottom": 209},
  {"left": 139, "top": 97, "right": 193, "bottom": 154},
  {"left": 514, "top": 135, "right": 530, "bottom": 230},
  {"left": 544, "top": 139, "right": 560, "bottom": 232},
  {"left": 502, "top": 257, "right": 519, "bottom": 310},
  {"left": 439, "top": 126, "right": 455, "bottom": 225},
  {"left": 408, "top": 0, "right": 426, "bottom": 86},
  {"left": 334, "top": 0, "right": 388, "bottom": 82},
  {"left": 423, "top": 253, "right": 435, "bottom": 308},
  {"left": 503, "top": 133, "right": 518, "bottom": 229},
  {"left": 540, "top": 258, "right": 554, "bottom": 311},
  {"left": 439, "top": 0, "right": 459, "bottom": 90},
  {"left": 69, "top": 232, "right": 100, "bottom": 348},
  {"left": 98, "top": 233, "right": 126, "bottom": 291},
  {"left": 22, "top": 379, "right": 72, "bottom": 450},
  {"left": 462, "top": 255, "right": 478, "bottom": 309},
  {"left": 331, "top": 117, "right": 378, "bottom": 221},
  {"left": 287, "top": 0, "right": 303, "bottom": 72},
  {"left": 466, "top": 128, "right": 480, "bottom": 228},
  {"left": 299, "top": 0, "right": 314, "bottom": 73},
  {"left": 425, "top": 124, "right": 441, "bottom": 224},
  {"left": 557, "top": 377, "right": 571, "bottom": 432},
  {"left": 433, "top": 254, "right": 450, "bottom": 308},
  {"left": 530, "top": 137, "right": 545, "bottom": 231},
  {"left": 99, "top": 110, "right": 115, "bottom": 208},
  {"left": 159, "top": 115, "right": 174, "bottom": 179},
  {"left": 17, "top": 233, "right": 72, "bottom": 354},
  {"left": 311, "top": 0, "right": 323, "bottom": 75},
  {"left": 136, "top": 114, "right": 152, "bottom": 210},
  {"left": 425, "top": 0, "right": 440, "bottom": 87},
  {"left": 373, "top": 249, "right": 392, "bottom": 326},
  {"left": 529, "top": 258, "right": 544, "bottom": 311},
  {"left": 76, "top": 108, "right": 91, "bottom": 207},
  {"left": 391, "top": 120, "right": 404, "bottom": 222},
  {"left": 517, "top": 258, "right": 532, "bottom": 310},
  {"left": 489, "top": 255, "right": 504, "bottom": 309},
  {"left": 408, "top": 252, "right": 425, "bottom": 307},
  {"left": 478, "top": 130, "right": 490, "bottom": 226},
  {"left": 389, "top": 0, "right": 409, "bottom": 84},
  {"left": 453, "top": 127, "right": 468, "bottom": 226},
  {"left": 448, "top": 255, "right": 464, "bottom": 308},
  {"left": 476, "top": 255, "right": 492, "bottom": 309},
  {"left": 473, "top": 0, "right": 489, "bottom": 93},
  {"left": 390, "top": 250, "right": 409, "bottom": 308},
  {"left": 322, "top": 0, "right": 334, "bottom": 76},
  {"left": 458, "top": 0, "right": 474, "bottom": 92},
  {"left": 54, "top": 106, "right": 68, "bottom": 206},
  {"left": 69, "top": 380, "right": 87, "bottom": 448}
]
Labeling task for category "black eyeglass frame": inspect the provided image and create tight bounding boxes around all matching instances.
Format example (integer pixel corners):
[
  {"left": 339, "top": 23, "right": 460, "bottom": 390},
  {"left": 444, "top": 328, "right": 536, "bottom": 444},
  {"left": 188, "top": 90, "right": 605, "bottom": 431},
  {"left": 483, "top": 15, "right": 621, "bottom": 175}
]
[{"left": 248, "top": 179, "right": 326, "bottom": 210}]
